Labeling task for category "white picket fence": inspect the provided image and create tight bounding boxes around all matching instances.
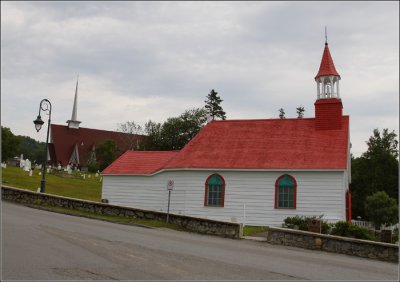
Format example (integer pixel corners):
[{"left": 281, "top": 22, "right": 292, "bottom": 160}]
[{"left": 352, "top": 220, "right": 399, "bottom": 231}]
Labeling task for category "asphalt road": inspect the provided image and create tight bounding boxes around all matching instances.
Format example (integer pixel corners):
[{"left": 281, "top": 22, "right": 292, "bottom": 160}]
[{"left": 1, "top": 201, "right": 398, "bottom": 281}]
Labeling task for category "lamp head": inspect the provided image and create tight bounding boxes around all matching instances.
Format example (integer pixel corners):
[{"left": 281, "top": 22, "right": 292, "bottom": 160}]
[{"left": 33, "top": 115, "right": 44, "bottom": 132}]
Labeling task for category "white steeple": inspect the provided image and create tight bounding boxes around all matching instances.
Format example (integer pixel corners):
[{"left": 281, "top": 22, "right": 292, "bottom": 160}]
[{"left": 67, "top": 76, "right": 82, "bottom": 129}]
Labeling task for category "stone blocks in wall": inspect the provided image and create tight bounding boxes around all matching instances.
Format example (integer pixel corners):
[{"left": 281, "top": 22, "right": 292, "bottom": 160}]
[
  {"left": 1, "top": 186, "right": 242, "bottom": 239},
  {"left": 266, "top": 227, "right": 398, "bottom": 262}
]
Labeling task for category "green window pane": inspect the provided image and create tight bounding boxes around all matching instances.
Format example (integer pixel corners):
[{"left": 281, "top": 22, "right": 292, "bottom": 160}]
[
  {"left": 277, "top": 175, "right": 295, "bottom": 208},
  {"left": 207, "top": 176, "right": 224, "bottom": 206}
]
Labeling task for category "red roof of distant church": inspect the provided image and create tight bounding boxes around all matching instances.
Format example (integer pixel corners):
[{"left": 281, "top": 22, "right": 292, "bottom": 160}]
[
  {"left": 315, "top": 43, "right": 340, "bottom": 79},
  {"left": 50, "top": 124, "right": 142, "bottom": 166},
  {"left": 102, "top": 116, "right": 349, "bottom": 175}
]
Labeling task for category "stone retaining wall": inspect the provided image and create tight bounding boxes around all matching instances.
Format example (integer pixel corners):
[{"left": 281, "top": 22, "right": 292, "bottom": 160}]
[
  {"left": 266, "top": 226, "right": 398, "bottom": 262},
  {"left": 1, "top": 186, "right": 242, "bottom": 239}
]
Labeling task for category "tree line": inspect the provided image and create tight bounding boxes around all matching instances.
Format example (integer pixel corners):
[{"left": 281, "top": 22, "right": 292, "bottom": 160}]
[
  {"left": 1, "top": 126, "right": 46, "bottom": 164},
  {"left": 351, "top": 128, "right": 398, "bottom": 227},
  {"left": 117, "top": 89, "right": 226, "bottom": 151}
]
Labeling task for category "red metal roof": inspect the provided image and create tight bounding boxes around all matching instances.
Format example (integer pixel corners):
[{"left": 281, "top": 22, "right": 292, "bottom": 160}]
[
  {"left": 103, "top": 117, "right": 349, "bottom": 175},
  {"left": 102, "top": 151, "right": 180, "bottom": 175},
  {"left": 50, "top": 124, "right": 143, "bottom": 166},
  {"left": 315, "top": 43, "right": 340, "bottom": 79}
]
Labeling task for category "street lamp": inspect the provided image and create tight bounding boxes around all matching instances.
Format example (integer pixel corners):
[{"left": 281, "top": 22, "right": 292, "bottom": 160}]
[{"left": 33, "top": 99, "right": 52, "bottom": 193}]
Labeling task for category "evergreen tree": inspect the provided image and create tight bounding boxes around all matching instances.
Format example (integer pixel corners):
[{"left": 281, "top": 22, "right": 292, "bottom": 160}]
[
  {"left": 278, "top": 108, "right": 285, "bottom": 119},
  {"left": 204, "top": 89, "right": 226, "bottom": 120},
  {"left": 296, "top": 106, "right": 305, "bottom": 118}
]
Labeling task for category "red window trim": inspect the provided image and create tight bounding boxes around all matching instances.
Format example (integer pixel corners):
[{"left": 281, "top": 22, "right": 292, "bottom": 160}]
[
  {"left": 274, "top": 174, "right": 297, "bottom": 209},
  {"left": 204, "top": 173, "right": 225, "bottom": 207}
]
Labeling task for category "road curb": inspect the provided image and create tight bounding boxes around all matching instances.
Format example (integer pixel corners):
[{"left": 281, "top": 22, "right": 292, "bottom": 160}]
[{"left": 242, "top": 236, "right": 268, "bottom": 242}]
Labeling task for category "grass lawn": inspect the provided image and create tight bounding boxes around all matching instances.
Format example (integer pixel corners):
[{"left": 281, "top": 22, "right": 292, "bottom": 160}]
[
  {"left": 32, "top": 204, "right": 187, "bottom": 231},
  {"left": 1, "top": 166, "right": 102, "bottom": 202},
  {"left": 2, "top": 166, "right": 267, "bottom": 236},
  {"left": 243, "top": 226, "right": 269, "bottom": 236}
]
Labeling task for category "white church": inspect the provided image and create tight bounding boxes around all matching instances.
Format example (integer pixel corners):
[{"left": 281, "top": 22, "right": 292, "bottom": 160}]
[{"left": 101, "top": 40, "right": 352, "bottom": 226}]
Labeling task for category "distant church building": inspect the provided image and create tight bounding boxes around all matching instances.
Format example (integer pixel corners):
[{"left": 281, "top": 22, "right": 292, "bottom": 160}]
[
  {"left": 48, "top": 79, "right": 143, "bottom": 169},
  {"left": 101, "top": 40, "right": 352, "bottom": 226}
]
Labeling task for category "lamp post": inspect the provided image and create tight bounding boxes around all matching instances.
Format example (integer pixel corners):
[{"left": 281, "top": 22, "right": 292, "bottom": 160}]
[{"left": 33, "top": 99, "right": 52, "bottom": 193}]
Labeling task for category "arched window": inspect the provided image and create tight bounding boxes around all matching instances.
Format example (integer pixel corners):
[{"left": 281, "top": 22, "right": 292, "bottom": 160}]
[
  {"left": 275, "top": 174, "right": 297, "bottom": 209},
  {"left": 204, "top": 174, "right": 225, "bottom": 207}
]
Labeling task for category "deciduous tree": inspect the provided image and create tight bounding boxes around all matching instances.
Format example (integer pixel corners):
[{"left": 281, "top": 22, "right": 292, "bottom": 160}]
[
  {"left": 364, "top": 191, "right": 398, "bottom": 229},
  {"left": 351, "top": 128, "right": 399, "bottom": 219},
  {"left": 1, "top": 126, "right": 20, "bottom": 161},
  {"left": 144, "top": 108, "right": 207, "bottom": 150},
  {"left": 117, "top": 121, "right": 145, "bottom": 150},
  {"left": 95, "top": 139, "right": 121, "bottom": 170}
]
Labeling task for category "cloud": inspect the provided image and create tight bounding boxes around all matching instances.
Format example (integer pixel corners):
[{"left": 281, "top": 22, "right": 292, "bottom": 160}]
[{"left": 1, "top": 1, "right": 398, "bottom": 157}]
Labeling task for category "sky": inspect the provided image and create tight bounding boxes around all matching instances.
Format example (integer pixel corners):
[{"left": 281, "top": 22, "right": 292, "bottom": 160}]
[{"left": 1, "top": 1, "right": 399, "bottom": 157}]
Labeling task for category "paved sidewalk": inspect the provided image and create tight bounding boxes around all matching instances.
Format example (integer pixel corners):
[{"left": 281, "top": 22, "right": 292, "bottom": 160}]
[{"left": 243, "top": 231, "right": 268, "bottom": 241}]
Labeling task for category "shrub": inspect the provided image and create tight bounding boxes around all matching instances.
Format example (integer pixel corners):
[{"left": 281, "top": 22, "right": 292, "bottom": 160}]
[
  {"left": 283, "top": 215, "right": 308, "bottom": 230},
  {"left": 87, "top": 162, "right": 100, "bottom": 173},
  {"left": 392, "top": 227, "right": 399, "bottom": 243},
  {"left": 331, "top": 221, "right": 372, "bottom": 240},
  {"left": 283, "top": 215, "right": 330, "bottom": 234}
]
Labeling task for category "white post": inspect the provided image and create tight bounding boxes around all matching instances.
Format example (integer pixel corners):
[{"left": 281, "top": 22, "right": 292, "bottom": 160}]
[
  {"left": 243, "top": 204, "right": 246, "bottom": 226},
  {"left": 167, "top": 190, "right": 171, "bottom": 223},
  {"left": 316, "top": 81, "right": 320, "bottom": 99},
  {"left": 321, "top": 77, "right": 326, "bottom": 98},
  {"left": 337, "top": 79, "right": 340, "bottom": 98}
]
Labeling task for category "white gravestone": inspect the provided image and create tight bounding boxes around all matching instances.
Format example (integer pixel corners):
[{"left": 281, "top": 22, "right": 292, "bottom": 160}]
[
  {"left": 20, "top": 154, "right": 24, "bottom": 168},
  {"left": 24, "top": 159, "right": 31, "bottom": 172},
  {"left": 67, "top": 164, "right": 72, "bottom": 174}
]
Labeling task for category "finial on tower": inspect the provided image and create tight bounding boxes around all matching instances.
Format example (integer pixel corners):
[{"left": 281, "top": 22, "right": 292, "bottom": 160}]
[{"left": 325, "top": 26, "right": 328, "bottom": 44}]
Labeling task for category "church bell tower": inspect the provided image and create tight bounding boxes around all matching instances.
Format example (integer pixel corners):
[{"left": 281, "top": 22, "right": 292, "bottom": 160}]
[{"left": 314, "top": 38, "right": 343, "bottom": 130}]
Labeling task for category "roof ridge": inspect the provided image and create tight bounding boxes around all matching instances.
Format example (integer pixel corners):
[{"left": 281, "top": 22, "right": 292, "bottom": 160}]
[
  {"left": 51, "top": 123, "right": 144, "bottom": 136},
  {"left": 210, "top": 117, "right": 316, "bottom": 122}
]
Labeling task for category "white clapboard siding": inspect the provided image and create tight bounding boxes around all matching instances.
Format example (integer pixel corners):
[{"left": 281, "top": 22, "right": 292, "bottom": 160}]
[{"left": 102, "top": 170, "right": 346, "bottom": 226}]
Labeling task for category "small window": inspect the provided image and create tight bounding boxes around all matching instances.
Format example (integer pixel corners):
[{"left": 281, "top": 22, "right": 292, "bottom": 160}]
[
  {"left": 275, "top": 174, "right": 297, "bottom": 209},
  {"left": 204, "top": 174, "right": 225, "bottom": 207}
]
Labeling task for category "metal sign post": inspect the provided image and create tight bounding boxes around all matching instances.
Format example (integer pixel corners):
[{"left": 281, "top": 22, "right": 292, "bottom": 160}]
[{"left": 166, "top": 180, "right": 174, "bottom": 223}]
